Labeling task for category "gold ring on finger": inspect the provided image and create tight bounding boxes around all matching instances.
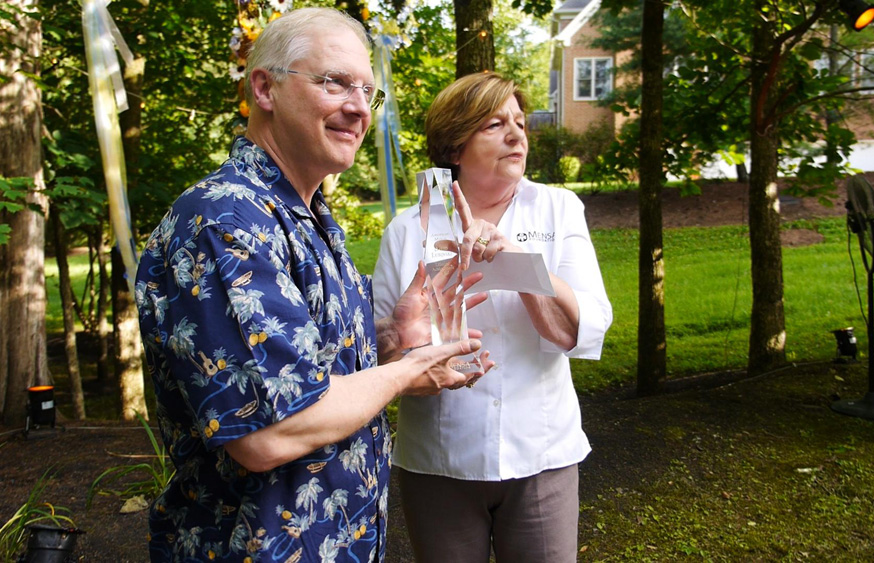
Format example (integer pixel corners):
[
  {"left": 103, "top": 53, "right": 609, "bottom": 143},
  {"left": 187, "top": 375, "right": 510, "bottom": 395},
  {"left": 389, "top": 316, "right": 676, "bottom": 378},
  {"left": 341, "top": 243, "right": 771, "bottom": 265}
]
[{"left": 476, "top": 237, "right": 490, "bottom": 247}]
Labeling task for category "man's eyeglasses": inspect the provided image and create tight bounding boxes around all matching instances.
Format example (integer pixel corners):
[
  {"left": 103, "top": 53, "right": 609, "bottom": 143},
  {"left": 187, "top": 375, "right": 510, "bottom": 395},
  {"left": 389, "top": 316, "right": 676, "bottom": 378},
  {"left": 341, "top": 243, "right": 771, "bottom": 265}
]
[{"left": 271, "top": 68, "right": 386, "bottom": 111}]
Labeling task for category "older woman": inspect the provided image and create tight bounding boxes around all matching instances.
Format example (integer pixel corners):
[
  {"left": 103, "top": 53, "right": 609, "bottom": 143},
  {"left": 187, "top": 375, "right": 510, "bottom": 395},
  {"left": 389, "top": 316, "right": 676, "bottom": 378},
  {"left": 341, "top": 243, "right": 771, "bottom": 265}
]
[{"left": 373, "top": 73, "right": 612, "bottom": 562}]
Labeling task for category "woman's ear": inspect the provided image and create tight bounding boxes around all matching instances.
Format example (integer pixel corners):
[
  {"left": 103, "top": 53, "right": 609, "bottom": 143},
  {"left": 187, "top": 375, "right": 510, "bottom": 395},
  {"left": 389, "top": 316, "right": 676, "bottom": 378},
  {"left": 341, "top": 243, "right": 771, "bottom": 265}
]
[{"left": 250, "top": 68, "right": 274, "bottom": 112}]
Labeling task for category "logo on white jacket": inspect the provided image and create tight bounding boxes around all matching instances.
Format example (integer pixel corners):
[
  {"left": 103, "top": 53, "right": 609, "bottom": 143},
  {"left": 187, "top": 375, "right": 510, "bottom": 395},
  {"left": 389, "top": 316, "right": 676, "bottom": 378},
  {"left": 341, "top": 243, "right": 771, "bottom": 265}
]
[{"left": 516, "top": 231, "right": 555, "bottom": 243}]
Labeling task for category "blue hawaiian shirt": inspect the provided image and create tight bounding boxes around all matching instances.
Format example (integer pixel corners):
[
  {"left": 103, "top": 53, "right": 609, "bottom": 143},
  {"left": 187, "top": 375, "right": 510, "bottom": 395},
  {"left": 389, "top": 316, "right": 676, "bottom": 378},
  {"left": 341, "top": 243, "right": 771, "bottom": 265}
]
[{"left": 136, "top": 137, "right": 390, "bottom": 562}]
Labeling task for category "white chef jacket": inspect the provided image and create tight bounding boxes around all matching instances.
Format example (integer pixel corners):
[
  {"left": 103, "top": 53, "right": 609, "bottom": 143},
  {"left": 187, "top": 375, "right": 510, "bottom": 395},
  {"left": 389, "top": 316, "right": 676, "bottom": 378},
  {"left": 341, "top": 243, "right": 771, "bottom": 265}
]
[{"left": 372, "top": 178, "right": 613, "bottom": 481}]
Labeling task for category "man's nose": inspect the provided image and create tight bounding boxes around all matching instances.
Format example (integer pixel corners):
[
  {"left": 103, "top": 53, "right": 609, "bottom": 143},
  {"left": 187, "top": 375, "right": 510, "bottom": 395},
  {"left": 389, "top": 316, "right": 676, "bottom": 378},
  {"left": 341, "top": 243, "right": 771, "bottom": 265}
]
[{"left": 344, "top": 86, "right": 371, "bottom": 114}]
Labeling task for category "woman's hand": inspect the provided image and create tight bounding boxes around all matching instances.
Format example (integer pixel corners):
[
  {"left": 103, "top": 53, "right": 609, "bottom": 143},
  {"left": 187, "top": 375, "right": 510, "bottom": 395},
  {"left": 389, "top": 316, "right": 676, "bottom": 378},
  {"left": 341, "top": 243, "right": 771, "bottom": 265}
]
[{"left": 452, "top": 181, "right": 521, "bottom": 269}]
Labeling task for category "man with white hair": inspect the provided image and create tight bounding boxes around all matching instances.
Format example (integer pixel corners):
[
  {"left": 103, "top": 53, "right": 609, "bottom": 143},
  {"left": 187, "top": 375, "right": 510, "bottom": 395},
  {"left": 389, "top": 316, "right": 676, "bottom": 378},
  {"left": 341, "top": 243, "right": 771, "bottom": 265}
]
[{"left": 136, "top": 8, "right": 488, "bottom": 561}]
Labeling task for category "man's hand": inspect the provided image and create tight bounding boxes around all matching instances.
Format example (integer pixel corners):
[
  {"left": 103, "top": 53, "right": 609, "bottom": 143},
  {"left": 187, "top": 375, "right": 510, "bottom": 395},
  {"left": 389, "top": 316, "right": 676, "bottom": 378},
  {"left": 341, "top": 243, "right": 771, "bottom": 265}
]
[
  {"left": 378, "top": 261, "right": 487, "bottom": 360},
  {"left": 400, "top": 339, "right": 495, "bottom": 395}
]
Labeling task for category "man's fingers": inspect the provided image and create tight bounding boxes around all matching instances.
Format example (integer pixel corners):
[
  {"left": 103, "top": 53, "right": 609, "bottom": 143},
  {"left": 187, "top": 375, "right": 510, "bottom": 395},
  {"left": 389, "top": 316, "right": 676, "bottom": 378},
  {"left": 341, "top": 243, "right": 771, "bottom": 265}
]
[
  {"left": 465, "top": 291, "right": 488, "bottom": 311},
  {"left": 451, "top": 338, "right": 481, "bottom": 358},
  {"left": 479, "top": 349, "right": 495, "bottom": 373},
  {"left": 402, "top": 261, "right": 427, "bottom": 295},
  {"left": 466, "top": 327, "right": 484, "bottom": 339}
]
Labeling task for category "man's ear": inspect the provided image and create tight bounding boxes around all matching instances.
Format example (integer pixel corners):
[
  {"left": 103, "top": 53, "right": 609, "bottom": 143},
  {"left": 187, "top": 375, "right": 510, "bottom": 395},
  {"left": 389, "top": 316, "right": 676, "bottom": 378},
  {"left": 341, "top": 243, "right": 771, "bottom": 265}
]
[{"left": 250, "top": 68, "right": 274, "bottom": 112}]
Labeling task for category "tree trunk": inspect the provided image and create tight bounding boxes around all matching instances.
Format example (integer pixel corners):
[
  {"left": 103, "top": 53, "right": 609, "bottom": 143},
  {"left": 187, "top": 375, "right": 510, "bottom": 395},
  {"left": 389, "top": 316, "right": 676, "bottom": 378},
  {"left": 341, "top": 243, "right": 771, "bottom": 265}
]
[
  {"left": 825, "top": 24, "right": 840, "bottom": 165},
  {"left": 112, "top": 248, "right": 147, "bottom": 420},
  {"left": 94, "top": 225, "right": 112, "bottom": 383},
  {"left": 453, "top": 0, "right": 495, "bottom": 78},
  {"left": 747, "top": 8, "right": 786, "bottom": 375},
  {"left": 50, "top": 203, "right": 86, "bottom": 420},
  {"left": 114, "top": 55, "right": 148, "bottom": 421},
  {"left": 0, "top": 0, "right": 48, "bottom": 426},
  {"left": 636, "top": 0, "right": 666, "bottom": 397}
]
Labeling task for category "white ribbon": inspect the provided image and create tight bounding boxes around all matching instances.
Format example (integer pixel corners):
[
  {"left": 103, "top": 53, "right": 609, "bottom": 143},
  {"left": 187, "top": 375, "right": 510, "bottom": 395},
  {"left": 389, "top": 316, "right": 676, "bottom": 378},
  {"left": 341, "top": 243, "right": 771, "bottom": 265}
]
[
  {"left": 82, "top": 0, "right": 138, "bottom": 294},
  {"left": 374, "top": 33, "right": 408, "bottom": 224}
]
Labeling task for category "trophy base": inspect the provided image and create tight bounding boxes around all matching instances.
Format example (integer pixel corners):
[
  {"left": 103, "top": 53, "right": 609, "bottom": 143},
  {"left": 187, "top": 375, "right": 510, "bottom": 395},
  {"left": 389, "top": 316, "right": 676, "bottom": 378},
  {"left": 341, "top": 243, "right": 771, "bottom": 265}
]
[{"left": 450, "top": 354, "right": 483, "bottom": 375}]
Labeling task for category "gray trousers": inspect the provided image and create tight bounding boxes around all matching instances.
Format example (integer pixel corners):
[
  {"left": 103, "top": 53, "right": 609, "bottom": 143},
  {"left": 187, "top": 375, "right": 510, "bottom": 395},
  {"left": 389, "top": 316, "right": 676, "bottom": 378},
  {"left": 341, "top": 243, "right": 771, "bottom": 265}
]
[{"left": 397, "top": 464, "right": 580, "bottom": 563}]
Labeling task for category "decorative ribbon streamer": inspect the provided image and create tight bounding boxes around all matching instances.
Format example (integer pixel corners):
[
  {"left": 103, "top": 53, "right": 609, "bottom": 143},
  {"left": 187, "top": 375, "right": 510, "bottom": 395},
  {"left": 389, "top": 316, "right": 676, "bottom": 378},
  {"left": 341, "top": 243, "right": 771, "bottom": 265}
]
[
  {"left": 82, "top": 0, "right": 138, "bottom": 295},
  {"left": 373, "top": 33, "right": 408, "bottom": 224}
]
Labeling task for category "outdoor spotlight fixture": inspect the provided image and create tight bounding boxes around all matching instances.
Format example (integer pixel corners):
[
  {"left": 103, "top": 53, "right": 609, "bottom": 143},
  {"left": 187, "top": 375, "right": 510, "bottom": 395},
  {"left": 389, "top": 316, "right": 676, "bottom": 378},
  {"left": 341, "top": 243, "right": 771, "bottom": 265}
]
[
  {"left": 24, "top": 384, "right": 56, "bottom": 438},
  {"left": 831, "top": 327, "right": 858, "bottom": 363},
  {"left": 840, "top": 0, "right": 874, "bottom": 31}
]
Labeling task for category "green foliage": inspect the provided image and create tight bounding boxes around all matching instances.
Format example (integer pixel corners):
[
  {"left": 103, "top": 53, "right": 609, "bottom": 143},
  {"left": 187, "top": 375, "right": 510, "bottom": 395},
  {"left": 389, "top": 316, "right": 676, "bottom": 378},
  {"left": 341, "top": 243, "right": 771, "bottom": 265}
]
[
  {"left": 325, "top": 186, "right": 384, "bottom": 240},
  {"left": 86, "top": 413, "right": 173, "bottom": 509},
  {"left": 558, "top": 155, "right": 581, "bottom": 184},
  {"left": 40, "top": 0, "right": 237, "bottom": 235},
  {"left": 0, "top": 176, "right": 35, "bottom": 244},
  {"left": 593, "top": 0, "right": 874, "bottom": 193},
  {"left": 493, "top": 0, "right": 550, "bottom": 110},
  {"left": 339, "top": 144, "right": 381, "bottom": 198},
  {"left": 378, "top": 2, "right": 456, "bottom": 176},
  {"left": 0, "top": 469, "right": 76, "bottom": 561},
  {"left": 373, "top": 0, "right": 552, "bottom": 177},
  {"left": 527, "top": 123, "right": 613, "bottom": 184}
]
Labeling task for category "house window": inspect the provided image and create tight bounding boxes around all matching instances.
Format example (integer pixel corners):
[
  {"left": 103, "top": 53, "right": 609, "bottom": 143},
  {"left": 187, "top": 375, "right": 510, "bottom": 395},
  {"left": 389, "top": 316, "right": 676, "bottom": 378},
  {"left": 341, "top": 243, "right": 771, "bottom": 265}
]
[
  {"left": 815, "top": 50, "right": 874, "bottom": 88},
  {"left": 574, "top": 57, "right": 613, "bottom": 101}
]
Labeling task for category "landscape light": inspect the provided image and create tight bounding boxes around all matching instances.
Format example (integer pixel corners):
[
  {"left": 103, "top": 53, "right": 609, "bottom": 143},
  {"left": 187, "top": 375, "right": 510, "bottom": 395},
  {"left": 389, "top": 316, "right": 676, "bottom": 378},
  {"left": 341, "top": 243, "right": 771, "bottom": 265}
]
[{"left": 840, "top": 0, "right": 874, "bottom": 31}]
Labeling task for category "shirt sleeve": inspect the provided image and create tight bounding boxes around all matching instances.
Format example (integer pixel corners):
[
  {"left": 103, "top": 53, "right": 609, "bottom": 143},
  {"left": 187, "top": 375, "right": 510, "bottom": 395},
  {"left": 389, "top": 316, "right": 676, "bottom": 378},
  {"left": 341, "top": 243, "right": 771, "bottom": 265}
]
[
  {"left": 155, "top": 221, "right": 332, "bottom": 450},
  {"left": 372, "top": 218, "right": 407, "bottom": 321},
  {"left": 540, "top": 191, "right": 613, "bottom": 359}
]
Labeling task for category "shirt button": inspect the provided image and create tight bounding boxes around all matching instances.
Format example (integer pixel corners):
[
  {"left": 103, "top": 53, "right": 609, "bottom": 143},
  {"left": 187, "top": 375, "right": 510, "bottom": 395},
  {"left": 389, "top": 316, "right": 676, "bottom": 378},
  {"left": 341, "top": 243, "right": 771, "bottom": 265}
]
[{"left": 493, "top": 399, "right": 500, "bottom": 407}]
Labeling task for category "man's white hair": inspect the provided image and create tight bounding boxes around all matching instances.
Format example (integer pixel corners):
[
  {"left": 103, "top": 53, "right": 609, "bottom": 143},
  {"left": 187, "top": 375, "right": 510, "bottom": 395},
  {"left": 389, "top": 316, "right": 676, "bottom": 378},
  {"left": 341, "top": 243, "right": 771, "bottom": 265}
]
[{"left": 244, "top": 7, "right": 369, "bottom": 105}]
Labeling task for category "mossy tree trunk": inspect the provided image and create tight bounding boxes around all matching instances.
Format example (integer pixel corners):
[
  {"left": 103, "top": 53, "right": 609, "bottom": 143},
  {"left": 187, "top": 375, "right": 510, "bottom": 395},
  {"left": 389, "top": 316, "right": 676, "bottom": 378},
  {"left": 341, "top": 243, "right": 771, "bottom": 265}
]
[{"left": 0, "top": 0, "right": 48, "bottom": 426}]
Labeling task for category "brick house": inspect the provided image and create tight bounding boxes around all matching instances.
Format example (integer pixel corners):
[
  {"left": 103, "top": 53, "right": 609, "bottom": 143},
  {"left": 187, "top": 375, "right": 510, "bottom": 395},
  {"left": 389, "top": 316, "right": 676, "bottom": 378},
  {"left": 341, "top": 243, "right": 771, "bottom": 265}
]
[{"left": 550, "top": 0, "right": 623, "bottom": 136}]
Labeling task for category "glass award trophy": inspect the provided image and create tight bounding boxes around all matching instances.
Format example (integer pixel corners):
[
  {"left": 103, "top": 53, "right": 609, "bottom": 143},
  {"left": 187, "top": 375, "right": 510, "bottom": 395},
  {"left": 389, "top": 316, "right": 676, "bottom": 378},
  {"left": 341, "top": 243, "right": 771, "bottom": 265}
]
[{"left": 418, "top": 168, "right": 483, "bottom": 374}]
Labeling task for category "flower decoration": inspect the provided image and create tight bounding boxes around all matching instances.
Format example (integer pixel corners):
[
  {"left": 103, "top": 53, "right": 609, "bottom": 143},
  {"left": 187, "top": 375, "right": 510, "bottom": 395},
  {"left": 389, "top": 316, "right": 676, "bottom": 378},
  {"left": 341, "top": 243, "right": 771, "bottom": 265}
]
[
  {"left": 269, "top": 0, "right": 292, "bottom": 13},
  {"left": 229, "top": 0, "right": 292, "bottom": 122},
  {"left": 229, "top": 60, "right": 246, "bottom": 81}
]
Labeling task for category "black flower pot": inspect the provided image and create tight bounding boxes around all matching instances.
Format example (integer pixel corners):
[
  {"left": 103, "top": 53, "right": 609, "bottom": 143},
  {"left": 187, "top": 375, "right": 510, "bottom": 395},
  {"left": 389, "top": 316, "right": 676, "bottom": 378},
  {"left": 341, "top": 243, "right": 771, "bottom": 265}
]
[{"left": 21, "top": 524, "right": 84, "bottom": 563}]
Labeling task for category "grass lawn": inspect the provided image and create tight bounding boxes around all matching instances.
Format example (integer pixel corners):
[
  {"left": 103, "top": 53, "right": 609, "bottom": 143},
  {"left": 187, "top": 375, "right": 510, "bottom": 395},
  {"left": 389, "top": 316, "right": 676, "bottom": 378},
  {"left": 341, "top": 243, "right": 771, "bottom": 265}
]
[
  {"left": 344, "top": 216, "right": 865, "bottom": 392},
  {"left": 47, "top": 216, "right": 867, "bottom": 395}
]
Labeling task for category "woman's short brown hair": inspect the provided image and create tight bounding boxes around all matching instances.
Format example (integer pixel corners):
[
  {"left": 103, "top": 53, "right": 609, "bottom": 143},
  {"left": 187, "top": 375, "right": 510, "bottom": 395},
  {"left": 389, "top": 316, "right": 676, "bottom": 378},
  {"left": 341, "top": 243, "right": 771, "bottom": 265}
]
[{"left": 425, "top": 73, "right": 527, "bottom": 175}]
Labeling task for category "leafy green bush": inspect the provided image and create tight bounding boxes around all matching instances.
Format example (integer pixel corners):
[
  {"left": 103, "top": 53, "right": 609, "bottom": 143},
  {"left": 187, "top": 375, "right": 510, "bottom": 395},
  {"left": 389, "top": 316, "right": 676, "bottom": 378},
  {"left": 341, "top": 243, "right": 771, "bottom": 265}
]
[
  {"left": 325, "top": 186, "right": 384, "bottom": 240},
  {"left": 559, "top": 155, "right": 581, "bottom": 184},
  {"left": 338, "top": 153, "right": 380, "bottom": 199},
  {"left": 0, "top": 469, "right": 76, "bottom": 561},
  {"left": 527, "top": 121, "right": 614, "bottom": 184}
]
